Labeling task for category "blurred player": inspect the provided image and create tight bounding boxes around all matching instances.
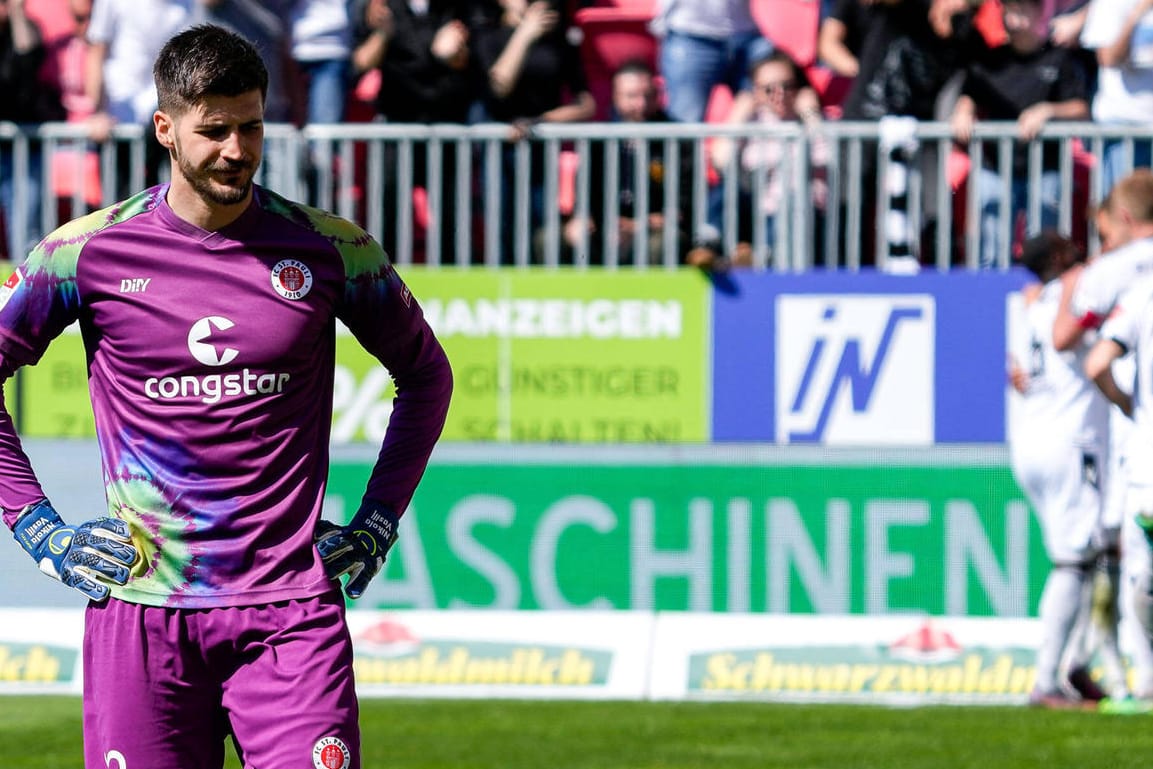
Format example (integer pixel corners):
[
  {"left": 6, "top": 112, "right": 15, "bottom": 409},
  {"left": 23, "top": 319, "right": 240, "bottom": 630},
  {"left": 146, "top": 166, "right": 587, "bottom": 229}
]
[
  {"left": 1010, "top": 232, "right": 1112, "bottom": 707},
  {"left": 0, "top": 24, "right": 452, "bottom": 769},
  {"left": 1085, "top": 260, "right": 1153, "bottom": 709},
  {"left": 1053, "top": 169, "right": 1153, "bottom": 700}
]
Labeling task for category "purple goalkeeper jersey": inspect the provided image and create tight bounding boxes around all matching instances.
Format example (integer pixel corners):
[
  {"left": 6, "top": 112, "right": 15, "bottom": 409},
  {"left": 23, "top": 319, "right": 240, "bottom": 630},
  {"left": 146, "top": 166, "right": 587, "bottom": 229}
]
[{"left": 0, "top": 185, "right": 452, "bottom": 608}]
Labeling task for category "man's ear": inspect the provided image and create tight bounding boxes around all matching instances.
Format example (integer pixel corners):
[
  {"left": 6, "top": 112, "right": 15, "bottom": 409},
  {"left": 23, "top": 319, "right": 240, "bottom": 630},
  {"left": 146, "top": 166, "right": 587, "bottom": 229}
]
[{"left": 154, "top": 110, "right": 175, "bottom": 150}]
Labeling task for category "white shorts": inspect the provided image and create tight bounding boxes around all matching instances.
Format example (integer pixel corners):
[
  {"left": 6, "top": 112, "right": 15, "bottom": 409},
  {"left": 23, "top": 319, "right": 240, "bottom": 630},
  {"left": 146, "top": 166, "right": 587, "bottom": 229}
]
[
  {"left": 1103, "top": 411, "right": 1136, "bottom": 534},
  {"left": 1012, "top": 437, "right": 1107, "bottom": 565}
]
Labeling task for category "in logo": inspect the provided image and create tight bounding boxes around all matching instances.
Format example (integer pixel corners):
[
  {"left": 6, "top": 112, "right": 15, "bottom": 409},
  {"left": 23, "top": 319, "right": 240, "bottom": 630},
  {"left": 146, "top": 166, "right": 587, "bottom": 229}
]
[
  {"left": 313, "top": 736, "right": 351, "bottom": 769},
  {"left": 187, "top": 316, "right": 239, "bottom": 367},
  {"left": 104, "top": 750, "right": 127, "bottom": 769},
  {"left": 775, "top": 295, "right": 935, "bottom": 444},
  {"left": 272, "top": 259, "right": 313, "bottom": 300}
]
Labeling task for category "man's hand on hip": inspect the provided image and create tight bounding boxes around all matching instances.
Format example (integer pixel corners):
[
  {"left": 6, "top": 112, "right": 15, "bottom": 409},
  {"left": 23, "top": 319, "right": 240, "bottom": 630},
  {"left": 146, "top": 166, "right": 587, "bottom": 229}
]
[
  {"left": 13, "top": 500, "right": 138, "bottom": 601},
  {"left": 314, "top": 500, "right": 399, "bottom": 599}
]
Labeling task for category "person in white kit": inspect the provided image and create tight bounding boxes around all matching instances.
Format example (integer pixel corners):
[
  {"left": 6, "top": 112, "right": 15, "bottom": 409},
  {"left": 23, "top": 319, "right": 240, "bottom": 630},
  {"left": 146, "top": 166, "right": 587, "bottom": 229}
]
[
  {"left": 1054, "top": 168, "right": 1153, "bottom": 699},
  {"left": 1010, "top": 232, "right": 1114, "bottom": 707},
  {"left": 1085, "top": 254, "right": 1153, "bottom": 707}
]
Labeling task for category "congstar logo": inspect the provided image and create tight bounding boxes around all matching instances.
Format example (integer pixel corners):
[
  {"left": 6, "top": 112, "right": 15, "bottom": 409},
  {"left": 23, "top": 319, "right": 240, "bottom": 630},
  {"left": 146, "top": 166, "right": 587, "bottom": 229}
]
[
  {"left": 188, "top": 316, "right": 239, "bottom": 366},
  {"left": 143, "top": 316, "right": 291, "bottom": 404}
]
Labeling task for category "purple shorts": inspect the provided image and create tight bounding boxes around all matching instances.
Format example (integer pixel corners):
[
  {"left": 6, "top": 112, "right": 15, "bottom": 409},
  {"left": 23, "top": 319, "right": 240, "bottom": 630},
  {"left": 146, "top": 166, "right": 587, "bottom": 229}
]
[{"left": 82, "top": 591, "right": 360, "bottom": 769}]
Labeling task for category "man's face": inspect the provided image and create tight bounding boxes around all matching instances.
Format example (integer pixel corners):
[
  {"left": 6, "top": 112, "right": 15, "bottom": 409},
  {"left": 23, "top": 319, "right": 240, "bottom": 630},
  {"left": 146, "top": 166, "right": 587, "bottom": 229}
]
[
  {"left": 1002, "top": 0, "right": 1047, "bottom": 48},
  {"left": 613, "top": 71, "right": 657, "bottom": 123},
  {"left": 752, "top": 60, "right": 799, "bottom": 119},
  {"left": 70, "top": 0, "right": 92, "bottom": 29},
  {"left": 157, "top": 91, "right": 265, "bottom": 207}
]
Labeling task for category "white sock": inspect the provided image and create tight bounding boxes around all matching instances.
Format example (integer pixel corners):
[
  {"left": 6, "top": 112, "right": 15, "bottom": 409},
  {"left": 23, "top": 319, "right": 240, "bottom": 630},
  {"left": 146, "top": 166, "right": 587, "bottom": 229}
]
[
  {"left": 1089, "top": 556, "right": 1128, "bottom": 698},
  {"left": 1035, "top": 565, "right": 1088, "bottom": 694}
]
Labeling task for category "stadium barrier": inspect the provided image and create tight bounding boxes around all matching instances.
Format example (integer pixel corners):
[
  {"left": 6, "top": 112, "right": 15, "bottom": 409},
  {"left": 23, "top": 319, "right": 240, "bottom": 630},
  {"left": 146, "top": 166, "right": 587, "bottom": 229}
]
[
  {"left": 0, "top": 440, "right": 1049, "bottom": 615},
  {"left": 3, "top": 120, "right": 1153, "bottom": 270},
  {"left": 0, "top": 267, "right": 1029, "bottom": 443},
  {"left": 0, "top": 440, "right": 1090, "bottom": 705},
  {"left": 0, "top": 605, "right": 1054, "bottom": 705}
]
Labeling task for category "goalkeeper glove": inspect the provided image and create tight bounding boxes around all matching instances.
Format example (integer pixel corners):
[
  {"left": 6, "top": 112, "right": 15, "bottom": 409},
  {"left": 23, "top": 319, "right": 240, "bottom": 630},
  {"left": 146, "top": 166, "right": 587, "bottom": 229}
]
[
  {"left": 13, "top": 500, "right": 138, "bottom": 601},
  {"left": 315, "top": 500, "right": 399, "bottom": 599}
]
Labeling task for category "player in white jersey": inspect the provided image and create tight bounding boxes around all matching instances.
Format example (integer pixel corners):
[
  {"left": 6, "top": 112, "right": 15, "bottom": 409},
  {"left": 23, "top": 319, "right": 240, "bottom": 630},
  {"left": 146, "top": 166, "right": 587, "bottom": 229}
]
[
  {"left": 1053, "top": 169, "right": 1153, "bottom": 699},
  {"left": 1086, "top": 267, "right": 1153, "bottom": 706},
  {"left": 1011, "top": 233, "right": 1113, "bottom": 707}
]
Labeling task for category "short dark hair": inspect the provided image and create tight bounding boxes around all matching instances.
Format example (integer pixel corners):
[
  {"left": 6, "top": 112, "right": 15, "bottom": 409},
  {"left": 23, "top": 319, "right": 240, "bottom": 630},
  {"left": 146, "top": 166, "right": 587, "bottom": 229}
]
[
  {"left": 153, "top": 25, "right": 269, "bottom": 115},
  {"left": 1018, "top": 230, "right": 1081, "bottom": 280},
  {"left": 613, "top": 59, "right": 655, "bottom": 82},
  {"left": 749, "top": 50, "right": 811, "bottom": 91}
]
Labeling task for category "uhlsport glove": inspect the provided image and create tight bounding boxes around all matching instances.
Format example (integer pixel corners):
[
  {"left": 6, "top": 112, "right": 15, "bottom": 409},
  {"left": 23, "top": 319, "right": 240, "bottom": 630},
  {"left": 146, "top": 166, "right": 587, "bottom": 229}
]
[
  {"left": 13, "top": 500, "right": 138, "bottom": 601},
  {"left": 314, "top": 500, "right": 399, "bottom": 599}
]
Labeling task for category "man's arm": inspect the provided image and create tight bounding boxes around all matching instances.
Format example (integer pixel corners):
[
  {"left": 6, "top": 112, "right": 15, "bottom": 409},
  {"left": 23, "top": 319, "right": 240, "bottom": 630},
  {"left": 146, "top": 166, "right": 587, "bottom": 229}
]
[
  {"left": 320, "top": 248, "right": 452, "bottom": 599},
  {"left": 0, "top": 362, "right": 48, "bottom": 526},
  {"left": 1, "top": 360, "right": 137, "bottom": 600},
  {"left": 818, "top": 17, "right": 858, "bottom": 78},
  {"left": 1096, "top": 0, "right": 1153, "bottom": 67},
  {"left": 1017, "top": 98, "right": 1089, "bottom": 141},
  {"left": 1085, "top": 337, "right": 1133, "bottom": 416},
  {"left": 1052, "top": 262, "right": 1090, "bottom": 351}
]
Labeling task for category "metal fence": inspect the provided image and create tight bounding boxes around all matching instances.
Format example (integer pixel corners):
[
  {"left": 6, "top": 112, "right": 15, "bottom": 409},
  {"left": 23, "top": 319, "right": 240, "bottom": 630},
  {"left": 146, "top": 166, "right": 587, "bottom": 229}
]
[{"left": 2, "top": 120, "right": 1151, "bottom": 271}]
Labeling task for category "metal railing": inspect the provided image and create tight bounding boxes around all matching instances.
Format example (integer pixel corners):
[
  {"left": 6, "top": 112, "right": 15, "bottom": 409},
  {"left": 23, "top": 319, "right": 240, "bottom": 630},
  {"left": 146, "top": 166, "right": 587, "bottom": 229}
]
[{"left": 2, "top": 120, "right": 1150, "bottom": 271}]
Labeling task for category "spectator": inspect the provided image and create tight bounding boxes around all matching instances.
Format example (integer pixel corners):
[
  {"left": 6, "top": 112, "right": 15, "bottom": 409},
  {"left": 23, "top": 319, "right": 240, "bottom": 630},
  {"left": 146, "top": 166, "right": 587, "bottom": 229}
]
[
  {"left": 648, "top": 0, "right": 774, "bottom": 124},
  {"left": 1080, "top": 0, "right": 1153, "bottom": 196},
  {"left": 351, "top": 0, "right": 474, "bottom": 263},
  {"left": 818, "top": 0, "right": 987, "bottom": 267},
  {"left": 819, "top": 0, "right": 982, "bottom": 122},
  {"left": 39, "top": 0, "right": 100, "bottom": 219},
  {"left": 0, "top": 0, "right": 62, "bottom": 261},
  {"left": 43, "top": 0, "right": 96, "bottom": 124},
  {"left": 288, "top": 0, "right": 352, "bottom": 125},
  {"left": 193, "top": 0, "right": 294, "bottom": 123},
  {"left": 559, "top": 59, "right": 694, "bottom": 265},
  {"left": 951, "top": 0, "right": 1091, "bottom": 268},
  {"left": 707, "top": 50, "right": 828, "bottom": 267},
  {"left": 472, "top": 0, "right": 595, "bottom": 263},
  {"left": 85, "top": 0, "right": 193, "bottom": 196}
]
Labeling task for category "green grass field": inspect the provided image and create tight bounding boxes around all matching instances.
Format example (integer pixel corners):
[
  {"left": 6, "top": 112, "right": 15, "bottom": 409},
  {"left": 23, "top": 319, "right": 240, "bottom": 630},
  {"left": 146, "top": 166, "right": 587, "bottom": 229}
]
[{"left": 5, "top": 695, "right": 1153, "bottom": 768}]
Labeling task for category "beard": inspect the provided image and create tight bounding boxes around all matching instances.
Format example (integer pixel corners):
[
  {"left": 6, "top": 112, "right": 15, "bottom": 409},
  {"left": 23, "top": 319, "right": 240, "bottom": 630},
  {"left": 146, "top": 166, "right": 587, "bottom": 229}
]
[{"left": 173, "top": 141, "right": 258, "bottom": 206}]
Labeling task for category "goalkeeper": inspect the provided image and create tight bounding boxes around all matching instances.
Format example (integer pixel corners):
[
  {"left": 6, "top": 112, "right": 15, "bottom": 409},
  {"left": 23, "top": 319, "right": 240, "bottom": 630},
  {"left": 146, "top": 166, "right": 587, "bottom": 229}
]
[{"left": 0, "top": 24, "right": 452, "bottom": 769}]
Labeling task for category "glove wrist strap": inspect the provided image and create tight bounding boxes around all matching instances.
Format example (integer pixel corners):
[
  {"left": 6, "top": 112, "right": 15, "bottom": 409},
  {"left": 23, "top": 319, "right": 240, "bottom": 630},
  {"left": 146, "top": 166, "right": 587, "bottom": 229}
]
[
  {"left": 13, "top": 500, "right": 65, "bottom": 560},
  {"left": 351, "top": 501, "right": 399, "bottom": 555}
]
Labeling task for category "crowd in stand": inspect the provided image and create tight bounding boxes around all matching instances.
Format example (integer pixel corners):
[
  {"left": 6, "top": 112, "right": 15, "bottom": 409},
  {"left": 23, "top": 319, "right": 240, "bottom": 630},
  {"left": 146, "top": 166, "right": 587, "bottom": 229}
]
[{"left": 0, "top": 0, "right": 1149, "bottom": 268}]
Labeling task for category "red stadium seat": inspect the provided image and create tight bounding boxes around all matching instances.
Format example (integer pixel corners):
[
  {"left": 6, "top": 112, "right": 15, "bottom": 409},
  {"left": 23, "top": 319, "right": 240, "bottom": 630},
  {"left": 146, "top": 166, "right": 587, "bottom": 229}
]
[
  {"left": 574, "top": 7, "right": 659, "bottom": 121},
  {"left": 751, "top": 0, "right": 820, "bottom": 68},
  {"left": 26, "top": 0, "right": 75, "bottom": 45}
]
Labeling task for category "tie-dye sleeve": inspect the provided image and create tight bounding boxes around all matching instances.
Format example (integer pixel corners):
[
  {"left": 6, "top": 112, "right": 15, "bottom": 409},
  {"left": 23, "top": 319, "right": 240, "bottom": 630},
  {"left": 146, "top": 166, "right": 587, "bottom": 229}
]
[
  {"left": 0, "top": 239, "right": 85, "bottom": 527},
  {"left": 336, "top": 234, "right": 453, "bottom": 517}
]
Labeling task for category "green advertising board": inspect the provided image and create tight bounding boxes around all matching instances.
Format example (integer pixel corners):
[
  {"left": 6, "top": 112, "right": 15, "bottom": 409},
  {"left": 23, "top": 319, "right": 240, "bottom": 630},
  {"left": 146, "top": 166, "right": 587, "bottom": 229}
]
[
  {"left": 327, "top": 447, "right": 1046, "bottom": 617},
  {"left": 403, "top": 269, "right": 709, "bottom": 443},
  {"left": 5, "top": 267, "right": 711, "bottom": 443}
]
